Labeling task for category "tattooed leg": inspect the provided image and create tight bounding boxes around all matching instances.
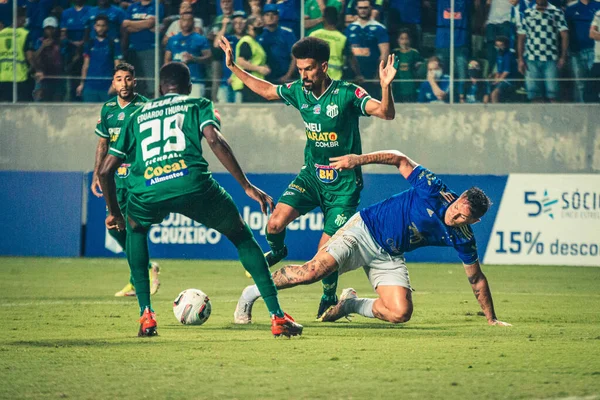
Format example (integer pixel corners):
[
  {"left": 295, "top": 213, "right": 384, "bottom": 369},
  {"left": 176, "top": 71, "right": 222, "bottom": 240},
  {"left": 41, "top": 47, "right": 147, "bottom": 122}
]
[{"left": 272, "top": 251, "right": 338, "bottom": 290}]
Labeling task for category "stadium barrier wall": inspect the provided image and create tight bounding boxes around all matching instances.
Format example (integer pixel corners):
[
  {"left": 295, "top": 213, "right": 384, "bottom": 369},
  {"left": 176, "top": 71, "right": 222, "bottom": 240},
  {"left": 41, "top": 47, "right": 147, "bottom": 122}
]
[
  {"left": 1, "top": 104, "right": 599, "bottom": 175},
  {"left": 0, "top": 171, "right": 83, "bottom": 257}
]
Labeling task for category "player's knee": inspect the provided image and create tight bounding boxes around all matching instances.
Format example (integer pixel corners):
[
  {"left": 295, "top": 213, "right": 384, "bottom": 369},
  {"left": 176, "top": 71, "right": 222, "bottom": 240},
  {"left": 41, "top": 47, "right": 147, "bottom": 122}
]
[
  {"left": 227, "top": 221, "right": 254, "bottom": 247},
  {"left": 266, "top": 217, "right": 286, "bottom": 234},
  {"left": 388, "top": 306, "right": 413, "bottom": 324}
]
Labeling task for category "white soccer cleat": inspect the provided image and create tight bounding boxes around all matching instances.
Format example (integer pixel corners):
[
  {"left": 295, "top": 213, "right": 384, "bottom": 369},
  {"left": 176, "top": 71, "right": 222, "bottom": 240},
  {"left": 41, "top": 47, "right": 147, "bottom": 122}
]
[
  {"left": 318, "top": 288, "right": 357, "bottom": 322},
  {"left": 234, "top": 291, "right": 255, "bottom": 324}
]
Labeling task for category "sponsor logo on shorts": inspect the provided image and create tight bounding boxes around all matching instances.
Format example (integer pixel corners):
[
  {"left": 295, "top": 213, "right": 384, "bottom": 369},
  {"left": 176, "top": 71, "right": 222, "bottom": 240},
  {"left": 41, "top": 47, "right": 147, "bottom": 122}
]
[
  {"left": 334, "top": 213, "right": 348, "bottom": 226},
  {"left": 144, "top": 159, "right": 189, "bottom": 186},
  {"left": 283, "top": 191, "right": 296, "bottom": 196},
  {"left": 116, "top": 163, "right": 130, "bottom": 179},
  {"left": 313, "top": 104, "right": 321, "bottom": 115},
  {"left": 288, "top": 183, "right": 306, "bottom": 193},
  {"left": 315, "top": 163, "right": 339, "bottom": 183},
  {"left": 326, "top": 104, "right": 338, "bottom": 118}
]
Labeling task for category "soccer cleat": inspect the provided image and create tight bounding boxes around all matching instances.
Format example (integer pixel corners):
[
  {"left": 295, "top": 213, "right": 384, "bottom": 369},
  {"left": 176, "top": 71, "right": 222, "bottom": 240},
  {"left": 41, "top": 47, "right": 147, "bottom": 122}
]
[
  {"left": 149, "top": 262, "right": 161, "bottom": 295},
  {"left": 233, "top": 295, "right": 254, "bottom": 324},
  {"left": 115, "top": 283, "right": 136, "bottom": 297},
  {"left": 271, "top": 313, "right": 303, "bottom": 338},
  {"left": 245, "top": 246, "right": 289, "bottom": 278},
  {"left": 318, "top": 288, "right": 357, "bottom": 322},
  {"left": 138, "top": 307, "right": 158, "bottom": 337},
  {"left": 316, "top": 294, "right": 338, "bottom": 320}
]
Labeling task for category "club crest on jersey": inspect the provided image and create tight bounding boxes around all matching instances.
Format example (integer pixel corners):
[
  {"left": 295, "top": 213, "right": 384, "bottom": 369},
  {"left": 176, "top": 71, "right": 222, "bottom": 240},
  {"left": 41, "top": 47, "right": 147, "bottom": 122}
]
[
  {"left": 313, "top": 104, "right": 321, "bottom": 115},
  {"left": 116, "top": 163, "right": 130, "bottom": 178},
  {"left": 355, "top": 87, "right": 367, "bottom": 99},
  {"left": 315, "top": 163, "right": 338, "bottom": 183},
  {"left": 326, "top": 104, "right": 338, "bottom": 118},
  {"left": 118, "top": 112, "right": 125, "bottom": 120}
]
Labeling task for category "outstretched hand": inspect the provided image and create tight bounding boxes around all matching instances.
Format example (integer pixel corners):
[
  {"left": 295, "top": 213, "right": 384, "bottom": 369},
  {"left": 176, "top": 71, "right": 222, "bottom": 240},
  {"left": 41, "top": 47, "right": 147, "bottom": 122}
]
[
  {"left": 245, "top": 184, "right": 275, "bottom": 215},
  {"left": 219, "top": 36, "right": 235, "bottom": 69},
  {"left": 330, "top": 154, "right": 360, "bottom": 171},
  {"left": 379, "top": 54, "right": 397, "bottom": 88}
]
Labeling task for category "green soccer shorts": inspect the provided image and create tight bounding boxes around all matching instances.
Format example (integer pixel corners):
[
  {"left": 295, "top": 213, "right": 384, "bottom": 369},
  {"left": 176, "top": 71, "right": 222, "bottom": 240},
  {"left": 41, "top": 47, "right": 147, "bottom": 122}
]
[{"left": 278, "top": 167, "right": 361, "bottom": 237}]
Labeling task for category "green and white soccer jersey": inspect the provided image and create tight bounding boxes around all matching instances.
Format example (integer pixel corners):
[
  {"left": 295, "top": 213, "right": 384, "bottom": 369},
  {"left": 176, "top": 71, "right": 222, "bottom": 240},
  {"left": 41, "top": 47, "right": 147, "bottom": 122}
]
[
  {"left": 277, "top": 79, "right": 371, "bottom": 194},
  {"left": 108, "top": 94, "right": 221, "bottom": 203},
  {"left": 95, "top": 94, "right": 148, "bottom": 190}
]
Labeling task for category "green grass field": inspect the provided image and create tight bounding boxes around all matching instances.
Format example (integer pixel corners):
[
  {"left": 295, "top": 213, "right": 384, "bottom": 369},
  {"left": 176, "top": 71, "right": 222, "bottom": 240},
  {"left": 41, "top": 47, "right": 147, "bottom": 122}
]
[{"left": 0, "top": 257, "right": 599, "bottom": 400}]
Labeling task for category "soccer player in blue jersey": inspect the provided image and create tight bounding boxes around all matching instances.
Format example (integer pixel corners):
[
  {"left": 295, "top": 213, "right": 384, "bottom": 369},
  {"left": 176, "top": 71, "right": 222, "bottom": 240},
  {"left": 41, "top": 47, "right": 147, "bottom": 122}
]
[{"left": 235, "top": 149, "right": 511, "bottom": 327}]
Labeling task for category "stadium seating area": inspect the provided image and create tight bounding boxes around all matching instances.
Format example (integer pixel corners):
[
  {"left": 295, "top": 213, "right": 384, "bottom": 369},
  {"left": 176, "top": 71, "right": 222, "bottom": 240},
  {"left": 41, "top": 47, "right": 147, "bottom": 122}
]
[{"left": 1, "top": 0, "right": 599, "bottom": 103}]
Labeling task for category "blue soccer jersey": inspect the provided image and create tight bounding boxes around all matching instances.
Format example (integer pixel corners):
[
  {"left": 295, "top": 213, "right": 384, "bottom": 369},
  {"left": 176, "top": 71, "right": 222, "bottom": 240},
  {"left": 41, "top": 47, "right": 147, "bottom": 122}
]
[
  {"left": 417, "top": 74, "right": 453, "bottom": 103},
  {"left": 60, "top": 6, "right": 91, "bottom": 42},
  {"left": 87, "top": 5, "right": 126, "bottom": 40},
  {"left": 125, "top": 0, "right": 163, "bottom": 51},
  {"left": 84, "top": 37, "right": 122, "bottom": 90},
  {"left": 565, "top": 0, "right": 600, "bottom": 51},
  {"left": 435, "top": 0, "right": 473, "bottom": 48},
  {"left": 166, "top": 32, "right": 210, "bottom": 83},
  {"left": 258, "top": 26, "right": 296, "bottom": 81},
  {"left": 360, "top": 165, "right": 479, "bottom": 265},
  {"left": 345, "top": 20, "right": 389, "bottom": 79}
]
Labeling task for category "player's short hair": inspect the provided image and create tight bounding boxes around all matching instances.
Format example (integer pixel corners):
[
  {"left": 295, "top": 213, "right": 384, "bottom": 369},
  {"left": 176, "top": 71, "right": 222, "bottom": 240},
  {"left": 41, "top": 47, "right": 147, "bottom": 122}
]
[
  {"left": 292, "top": 37, "right": 330, "bottom": 63},
  {"left": 356, "top": 0, "right": 373, "bottom": 6},
  {"left": 160, "top": 62, "right": 191, "bottom": 90},
  {"left": 398, "top": 28, "right": 411, "bottom": 39},
  {"left": 95, "top": 14, "right": 109, "bottom": 24},
  {"left": 114, "top": 62, "right": 135, "bottom": 77},
  {"left": 464, "top": 187, "right": 492, "bottom": 219},
  {"left": 323, "top": 6, "right": 338, "bottom": 26},
  {"left": 495, "top": 35, "right": 509, "bottom": 47}
]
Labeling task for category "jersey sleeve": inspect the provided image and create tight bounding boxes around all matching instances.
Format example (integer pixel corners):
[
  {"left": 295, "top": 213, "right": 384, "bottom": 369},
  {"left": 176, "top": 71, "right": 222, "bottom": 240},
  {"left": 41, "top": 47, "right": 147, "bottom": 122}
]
[
  {"left": 376, "top": 25, "right": 389, "bottom": 44},
  {"left": 556, "top": 8, "right": 568, "bottom": 32},
  {"left": 276, "top": 79, "right": 302, "bottom": 109},
  {"left": 406, "top": 165, "right": 448, "bottom": 199},
  {"left": 198, "top": 99, "right": 222, "bottom": 132},
  {"left": 94, "top": 105, "right": 110, "bottom": 138},
  {"left": 108, "top": 115, "right": 135, "bottom": 159},
  {"left": 454, "top": 228, "right": 479, "bottom": 265},
  {"left": 345, "top": 83, "right": 372, "bottom": 116}
]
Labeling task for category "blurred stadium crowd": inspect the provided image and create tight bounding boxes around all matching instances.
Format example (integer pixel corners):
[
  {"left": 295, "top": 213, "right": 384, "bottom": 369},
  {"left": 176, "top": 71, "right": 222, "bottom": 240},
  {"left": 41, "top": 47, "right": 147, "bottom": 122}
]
[{"left": 1, "top": 0, "right": 599, "bottom": 103}]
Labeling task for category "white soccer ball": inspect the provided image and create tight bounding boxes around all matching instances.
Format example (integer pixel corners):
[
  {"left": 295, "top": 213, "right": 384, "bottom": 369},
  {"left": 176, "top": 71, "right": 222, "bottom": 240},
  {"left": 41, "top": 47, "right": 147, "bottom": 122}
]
[{"left": 173, "top": 289, "right": 212, "bottom": 325}]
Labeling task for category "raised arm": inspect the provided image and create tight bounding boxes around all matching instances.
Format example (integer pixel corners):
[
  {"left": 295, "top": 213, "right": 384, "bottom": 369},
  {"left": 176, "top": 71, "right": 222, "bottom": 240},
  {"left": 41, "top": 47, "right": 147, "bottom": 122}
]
[
  {"left": 218, "top": 36, "right": 280, "bottom": 101},
  {"left": 203, "top": 125, "right": 275, "bottom": 214},
  {"left": 364, "top": 54, "right": 396, "bottom": 120},
  {"left": 463, "top": 261, "right": 511, "bottom": 326},
  {"left": 329, "top": 150, "right": 417, "bottom": 179}
]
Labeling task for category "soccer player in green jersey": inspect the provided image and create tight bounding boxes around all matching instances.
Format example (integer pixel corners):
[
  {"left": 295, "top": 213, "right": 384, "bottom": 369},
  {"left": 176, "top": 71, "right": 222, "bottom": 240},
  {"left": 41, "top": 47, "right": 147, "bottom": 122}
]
[
  {"left": 220, "top": 36, "right": 397, "bottom": 320},
  {"left": 99, "top": 62, "right": 303, "bottom": 337},
  {"left": 90, "top": 63, "right": 161, "bottom": 298}
]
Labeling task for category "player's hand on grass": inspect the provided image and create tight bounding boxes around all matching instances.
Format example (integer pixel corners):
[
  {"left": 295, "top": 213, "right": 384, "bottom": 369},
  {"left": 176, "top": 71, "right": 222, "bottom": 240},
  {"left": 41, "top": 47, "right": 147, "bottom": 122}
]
[
  {"left": 91, "top": 174, "right": 103, "bottom": 197},
  {"left": 219, "top": 36, "right": 234, "bottom": 69},
  {"left": 330, "top": 154, "right": 360, "bottom": 171},
  {"left": 245, "top": 185, "right": 275, "bottom": 215},
  {"left": 489, "top": 319, "right": 512, "bottom": 327},
  {"left": 105, "top": 214, "right": 125, "bottom": 231},
  {"left": 379, "top": 54, "right": 397, "bottom": 88}
]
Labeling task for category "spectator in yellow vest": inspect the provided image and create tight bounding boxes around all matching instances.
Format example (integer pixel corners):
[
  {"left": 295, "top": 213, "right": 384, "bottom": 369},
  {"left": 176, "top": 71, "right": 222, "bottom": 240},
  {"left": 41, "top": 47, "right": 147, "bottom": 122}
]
[
  {"left": 0, "top": 7, "right": 34, "bottom": 102},
  {"left": 231, "top": 15, "right": 269, "bottom": 102}
]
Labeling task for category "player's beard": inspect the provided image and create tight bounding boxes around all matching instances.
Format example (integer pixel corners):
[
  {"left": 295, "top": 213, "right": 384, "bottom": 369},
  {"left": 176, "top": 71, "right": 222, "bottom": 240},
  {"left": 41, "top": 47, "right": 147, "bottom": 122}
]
[{"left": 118, "top": 88, "right": 134, "bottom": 101}]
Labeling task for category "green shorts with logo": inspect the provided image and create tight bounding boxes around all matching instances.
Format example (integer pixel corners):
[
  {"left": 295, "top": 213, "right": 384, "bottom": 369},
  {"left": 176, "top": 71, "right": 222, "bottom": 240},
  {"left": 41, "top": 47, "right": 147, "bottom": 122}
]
[
  {"left": 279, "top": 167, "right": 362, "bottom": 236},
  {"left": 126, "top": 179, "right": 243, "bottom": 235}
]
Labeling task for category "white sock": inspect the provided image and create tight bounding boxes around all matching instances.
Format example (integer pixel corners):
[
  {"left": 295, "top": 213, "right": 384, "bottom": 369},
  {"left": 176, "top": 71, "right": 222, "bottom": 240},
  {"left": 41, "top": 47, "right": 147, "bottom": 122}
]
[
  {"left": 344, "top": 298, "right": 375, "bottom": 318},
  {"left": 241, "top": 285, "right": 261, "bottom": 303}
]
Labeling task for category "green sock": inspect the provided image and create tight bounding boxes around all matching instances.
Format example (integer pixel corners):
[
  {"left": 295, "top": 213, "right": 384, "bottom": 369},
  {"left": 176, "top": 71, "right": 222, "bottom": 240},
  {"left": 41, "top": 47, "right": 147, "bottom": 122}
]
[
  {"left": 236, "top": 225, "right": 284, "bottom": 317},
  {"left": 125, "top": 223, "right": 151, "bottom": 315},
  {"left": 322, "top": 271, "right": 339, "bottom": 300},
  {"left": 266, "top": 226, "right": 286, "bottom": 254},
  {"left": 108, "top": 223, "right": 138, "bottom": 287}
]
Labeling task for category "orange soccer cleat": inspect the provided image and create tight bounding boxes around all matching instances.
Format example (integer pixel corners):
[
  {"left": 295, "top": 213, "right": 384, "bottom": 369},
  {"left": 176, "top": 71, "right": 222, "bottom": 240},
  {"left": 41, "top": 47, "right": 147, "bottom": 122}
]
[
  {"left": 271, "top": 312, "right": 303, "bottom": 338},
  {"left": 138, "top": 307, "right": 158, "bottom": 337}
]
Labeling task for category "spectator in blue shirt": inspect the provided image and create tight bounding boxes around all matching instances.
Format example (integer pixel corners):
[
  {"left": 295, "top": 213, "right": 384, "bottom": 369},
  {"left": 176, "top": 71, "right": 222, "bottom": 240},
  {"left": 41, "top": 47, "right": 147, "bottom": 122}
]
[
  {"left": 435, "top": 0, "right": 480, "bottom": 99},
  {"left": 418, "top": 56, "right": 455, "bottom": 103},
  {"left": 463, "top": 59, "right": 490, "bottom": 103},
  {"left": 490, "top": 35, "right": 517, "bottom": 102},
  {"left": 26, "top": 0, "right": 55, "bottom": 41},
  {"left": 60, "top": 0, "right": 91, "bottom": 101},
  {"left": 345, "top": 0, "right": 389, "bottom": 98},
  {"left": 565, "top": 0, "right": 600, "bottom": 102},
  {"left": 214, "top": 10, "right": 245, "bottom": 103},
  {"left": 275, "top": 0, "right": 300, "bottom": 38},
  {"left": 258, "top": 4, "right": 296, "bottom": 83},
  {"left": 122, "top": 0, "right": 163, "bottom": 97},
  {"left": 77, "top": 15, "right": 122, "bottom": 102},
  {"left": 165, "top": 12, "right": 212, "bottom": 98},
  {"left": 0, "top": 0, "right": 27, "bottom": 30},
  {"left": 86, "top": 0, "right": 126, "bottom": 41}
]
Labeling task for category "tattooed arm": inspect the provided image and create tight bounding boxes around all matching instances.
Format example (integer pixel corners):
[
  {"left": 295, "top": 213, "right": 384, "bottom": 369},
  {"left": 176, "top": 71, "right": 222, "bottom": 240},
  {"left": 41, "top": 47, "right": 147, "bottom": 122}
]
[
  {"left": 329, "top": 150, "right": 418, "bottom": 179},
  {"left": 271, "top": 253, "right": 338, "bottom": 290},
  {"left": 464, "top": 261, "right": 511, "bottom": 326}
]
